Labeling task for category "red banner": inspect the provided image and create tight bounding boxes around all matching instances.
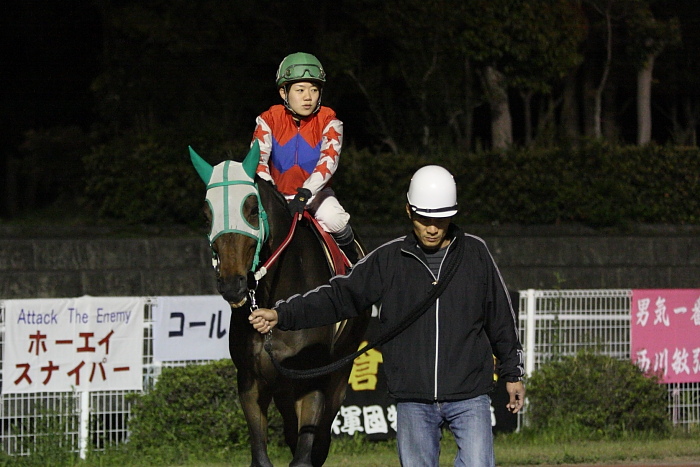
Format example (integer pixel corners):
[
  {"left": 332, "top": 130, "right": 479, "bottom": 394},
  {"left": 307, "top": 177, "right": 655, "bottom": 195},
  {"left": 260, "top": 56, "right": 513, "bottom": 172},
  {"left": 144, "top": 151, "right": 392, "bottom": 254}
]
[{"left": 631, "top": 289, "right": 700, "bottom": 384}]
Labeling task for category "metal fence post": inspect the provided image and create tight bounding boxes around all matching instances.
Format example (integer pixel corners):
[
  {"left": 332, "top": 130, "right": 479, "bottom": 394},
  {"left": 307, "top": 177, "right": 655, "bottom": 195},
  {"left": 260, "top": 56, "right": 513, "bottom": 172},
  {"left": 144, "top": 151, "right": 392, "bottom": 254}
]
[
  {"left": 525, "top": 289, "right": 536, "bottom": 377},
  {"left": 79, "top": 389, "right": 89, "bottom": 459}
]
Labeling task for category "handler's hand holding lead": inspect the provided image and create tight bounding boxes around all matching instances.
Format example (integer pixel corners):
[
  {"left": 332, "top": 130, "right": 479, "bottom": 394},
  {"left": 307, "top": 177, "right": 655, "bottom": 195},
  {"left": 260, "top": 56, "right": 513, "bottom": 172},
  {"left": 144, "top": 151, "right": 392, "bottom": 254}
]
[{"left": 249, "top": 308, "right": 279, "bottom": 334}]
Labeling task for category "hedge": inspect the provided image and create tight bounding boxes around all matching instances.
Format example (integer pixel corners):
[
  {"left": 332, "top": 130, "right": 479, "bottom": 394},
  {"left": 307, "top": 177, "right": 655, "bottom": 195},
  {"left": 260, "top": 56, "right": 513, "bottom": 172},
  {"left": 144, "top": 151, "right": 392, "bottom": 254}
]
[
  {"left": 82, "top": 134, "right": 700, "bottom": 228},
  {"left": 526, "top": 351, "right": 670, "bottom": 438}
]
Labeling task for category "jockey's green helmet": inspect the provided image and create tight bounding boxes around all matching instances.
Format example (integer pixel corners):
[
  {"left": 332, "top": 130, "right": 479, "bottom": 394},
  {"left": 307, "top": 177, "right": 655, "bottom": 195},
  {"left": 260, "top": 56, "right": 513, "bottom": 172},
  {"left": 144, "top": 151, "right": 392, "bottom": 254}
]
[
  {"left": 407, "top": 165, "right": 458, "bottom": 218},
  {"left": 276, "top": 52, "right": 326, "bottom": 88}
]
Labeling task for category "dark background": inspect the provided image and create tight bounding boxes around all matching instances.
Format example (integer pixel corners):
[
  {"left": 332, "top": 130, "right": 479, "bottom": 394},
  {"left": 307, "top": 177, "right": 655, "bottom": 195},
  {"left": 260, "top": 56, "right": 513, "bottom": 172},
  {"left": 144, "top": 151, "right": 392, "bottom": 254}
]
[
  {"left": 2, "top": 2, "right": 100, "bottom": 147},
  {"left": 2, "top": 0, "right": 699, "bottom": 221}
]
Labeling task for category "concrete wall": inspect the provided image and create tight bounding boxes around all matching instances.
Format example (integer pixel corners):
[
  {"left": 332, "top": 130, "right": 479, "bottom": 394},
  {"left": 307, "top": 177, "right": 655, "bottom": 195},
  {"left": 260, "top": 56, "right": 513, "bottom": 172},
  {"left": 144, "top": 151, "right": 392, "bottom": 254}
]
[
  {"left": 0, "top": 236, "right": 218, "bottom": 299},
  {"left": 362, "top": 224, "right": 700, "bottom": 291},
  {"left": 1, "top": 224, "right": 698, "bottom": 299}
]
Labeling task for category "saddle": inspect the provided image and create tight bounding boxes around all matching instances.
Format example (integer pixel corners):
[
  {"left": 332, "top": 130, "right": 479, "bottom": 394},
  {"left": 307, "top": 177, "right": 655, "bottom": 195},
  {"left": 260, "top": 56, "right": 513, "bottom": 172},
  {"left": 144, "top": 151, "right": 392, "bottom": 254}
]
[
  {"left": 303, "top": 211, "right": 351, "bottom": 276},
  {"left": 301, "top": 211, "right": 361, "bottom": 342}
]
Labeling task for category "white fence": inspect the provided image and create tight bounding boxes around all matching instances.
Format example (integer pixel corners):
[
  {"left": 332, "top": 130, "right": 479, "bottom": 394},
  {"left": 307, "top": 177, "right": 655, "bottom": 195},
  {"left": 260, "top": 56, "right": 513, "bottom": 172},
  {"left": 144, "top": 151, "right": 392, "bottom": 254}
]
[
  {"left": 519, "top": 289, "right": 700, "bottom": 429},
  {"left": 1, "top": 290, "right": 698, "bottom": 457}
]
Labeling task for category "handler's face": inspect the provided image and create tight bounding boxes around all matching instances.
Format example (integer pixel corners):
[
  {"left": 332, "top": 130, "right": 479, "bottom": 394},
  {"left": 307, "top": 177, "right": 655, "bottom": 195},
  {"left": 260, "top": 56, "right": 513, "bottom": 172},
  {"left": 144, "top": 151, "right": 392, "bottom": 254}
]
[{"left": 407, "top": 204, "right": 452, "bottom": 252}]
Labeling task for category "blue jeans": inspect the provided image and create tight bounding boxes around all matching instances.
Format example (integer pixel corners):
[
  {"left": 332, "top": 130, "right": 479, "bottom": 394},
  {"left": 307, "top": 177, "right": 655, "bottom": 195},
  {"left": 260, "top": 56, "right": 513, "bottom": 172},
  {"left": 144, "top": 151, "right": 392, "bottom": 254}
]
[{"left": 396, "top": 395, "right": 495, "bottom": 467}]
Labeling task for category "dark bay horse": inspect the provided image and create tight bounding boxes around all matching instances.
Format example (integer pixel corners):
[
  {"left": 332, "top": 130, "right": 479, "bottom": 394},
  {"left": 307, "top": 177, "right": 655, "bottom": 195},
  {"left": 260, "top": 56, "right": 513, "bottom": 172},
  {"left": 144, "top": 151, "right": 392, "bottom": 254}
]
[{"left": 190, "top": 142, "right": 370, "bottom": 467}]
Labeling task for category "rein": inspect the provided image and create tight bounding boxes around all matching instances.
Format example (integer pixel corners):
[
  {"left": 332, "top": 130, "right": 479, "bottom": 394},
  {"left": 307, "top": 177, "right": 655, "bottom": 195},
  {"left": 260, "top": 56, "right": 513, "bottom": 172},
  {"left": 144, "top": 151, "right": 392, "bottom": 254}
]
[
  {"left": 263, "top": 234, "right": 465, "bottom": 380},
  {"left": 252, "top": 214, "right": 300, "bottom": 281},
  {"left": 246, "top": 210, "right": 299, "bottom": 317}
]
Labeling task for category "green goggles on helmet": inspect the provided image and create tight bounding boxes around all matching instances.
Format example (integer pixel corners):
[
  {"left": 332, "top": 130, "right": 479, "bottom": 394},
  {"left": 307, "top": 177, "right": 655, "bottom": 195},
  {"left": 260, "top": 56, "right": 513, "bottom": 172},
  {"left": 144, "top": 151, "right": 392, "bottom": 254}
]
[{"left": 277, "top": 63, "right": 326, "bottom": 87}]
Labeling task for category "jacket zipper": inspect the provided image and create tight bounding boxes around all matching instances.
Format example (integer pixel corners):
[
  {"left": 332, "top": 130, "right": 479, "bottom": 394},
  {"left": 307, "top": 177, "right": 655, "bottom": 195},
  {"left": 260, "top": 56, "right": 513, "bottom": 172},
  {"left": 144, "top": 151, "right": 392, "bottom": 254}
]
[
  {"left": 405, "top": 241, "right": 454, "bottom": 400},
  {"left": 434, "top": 297, "right": 440, "bottom": 400},
  {"left": 433, "top": 241, "right": 454, "bottom": 399}
]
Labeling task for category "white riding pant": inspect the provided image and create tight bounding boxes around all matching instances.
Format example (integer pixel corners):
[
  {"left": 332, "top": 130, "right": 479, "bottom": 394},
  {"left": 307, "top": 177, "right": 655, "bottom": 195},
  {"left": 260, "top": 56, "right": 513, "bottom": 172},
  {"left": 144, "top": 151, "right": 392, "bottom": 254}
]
[{"left": 307, "top": 187, "right": 350, "bottom": 234}]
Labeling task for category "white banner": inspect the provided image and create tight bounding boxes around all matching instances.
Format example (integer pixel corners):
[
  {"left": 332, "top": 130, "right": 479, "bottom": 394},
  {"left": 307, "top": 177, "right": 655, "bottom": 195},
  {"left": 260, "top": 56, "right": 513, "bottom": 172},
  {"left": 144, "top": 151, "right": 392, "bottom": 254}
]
[
  {"left": 3, "top": 296, "right": 144, "bottom": 394},
  {"left": 153, "top": 296, "right": 231, "bottom": 362}
]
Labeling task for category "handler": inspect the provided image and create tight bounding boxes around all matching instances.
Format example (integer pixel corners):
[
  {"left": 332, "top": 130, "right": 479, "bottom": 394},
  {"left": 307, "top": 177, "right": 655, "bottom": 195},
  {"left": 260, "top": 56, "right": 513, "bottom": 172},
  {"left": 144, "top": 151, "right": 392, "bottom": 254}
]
[{"left": 250, "top": 165, "right": 525, "bottom": 467}]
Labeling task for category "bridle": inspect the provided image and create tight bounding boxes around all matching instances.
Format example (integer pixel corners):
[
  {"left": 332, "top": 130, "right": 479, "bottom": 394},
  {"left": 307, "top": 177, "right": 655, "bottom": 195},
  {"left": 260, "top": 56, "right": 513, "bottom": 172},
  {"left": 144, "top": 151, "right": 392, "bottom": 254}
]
[
  {"left": 206, "top": 171, "right": 301, "bottom": 308},
  {"left": 190, "top": 142, "right": 293, "bottom": 307},
  {"left": 206, "top": 169, "right": 269, "bottom": 275}
]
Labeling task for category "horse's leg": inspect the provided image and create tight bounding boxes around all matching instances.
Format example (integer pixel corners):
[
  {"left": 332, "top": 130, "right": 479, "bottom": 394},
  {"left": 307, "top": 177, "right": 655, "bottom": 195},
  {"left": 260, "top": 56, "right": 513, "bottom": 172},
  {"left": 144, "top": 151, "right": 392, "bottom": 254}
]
[
  {"left": 272, "top": 391, "right": 300, "bottom": 456},
  {"left": 311, "top": 367, "right": 352, "bottom": 467},
  {"left": 312, "top": 317, "right": 371, "bottom": 466},
  {"left": 238, "top": 376, "right": 274, "bottom": 467},
  {"left": 289, "top": 388, "right": 326, "bottom": 467}
]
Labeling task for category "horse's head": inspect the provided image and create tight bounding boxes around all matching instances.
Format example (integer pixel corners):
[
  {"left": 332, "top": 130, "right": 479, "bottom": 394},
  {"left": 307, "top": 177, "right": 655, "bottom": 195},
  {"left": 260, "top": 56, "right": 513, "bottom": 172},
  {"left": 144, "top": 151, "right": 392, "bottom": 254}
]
[{"left": 190, "top": 142, "right": 269, "bottom": 307}]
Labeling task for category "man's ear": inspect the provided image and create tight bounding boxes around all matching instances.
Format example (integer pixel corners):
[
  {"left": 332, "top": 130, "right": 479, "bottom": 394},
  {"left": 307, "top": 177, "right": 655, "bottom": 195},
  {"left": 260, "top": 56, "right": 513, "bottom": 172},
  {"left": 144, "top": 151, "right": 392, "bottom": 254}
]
[
  {"left": 405, "top": 203, "right": 413, "bottom": 219},
  {"left": 278, "top": 87, "right": 287, "bottom": 100}
]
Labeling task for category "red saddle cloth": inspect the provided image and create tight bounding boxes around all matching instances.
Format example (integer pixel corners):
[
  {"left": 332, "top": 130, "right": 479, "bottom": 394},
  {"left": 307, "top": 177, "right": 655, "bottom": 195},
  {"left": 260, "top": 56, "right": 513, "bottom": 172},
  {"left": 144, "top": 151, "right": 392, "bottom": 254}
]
[{"left": 303, "top": 211, "right": 350, "bottom": 275}]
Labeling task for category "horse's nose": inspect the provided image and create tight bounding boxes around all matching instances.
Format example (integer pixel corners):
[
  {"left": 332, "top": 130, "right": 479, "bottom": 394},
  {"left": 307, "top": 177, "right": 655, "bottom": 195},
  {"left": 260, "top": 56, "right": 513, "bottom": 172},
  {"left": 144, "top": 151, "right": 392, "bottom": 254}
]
[{"left": 217, "top": 274, "right": 248, "bottom": 304}]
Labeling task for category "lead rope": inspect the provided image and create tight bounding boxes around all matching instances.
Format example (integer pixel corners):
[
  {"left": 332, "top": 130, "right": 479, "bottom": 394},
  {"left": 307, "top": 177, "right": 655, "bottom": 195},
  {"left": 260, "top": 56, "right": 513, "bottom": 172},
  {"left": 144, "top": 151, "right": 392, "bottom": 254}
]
[
  {"left": 253, "top": 214, "right": 299, "bottom": 281},
  {"left": 247, "top": 285, "right": 274, "bottom": 350},
  {"left": 247, "top": 213, "right": 302, "bottom": 349},
  {"left": 263, "top": 235, "right": 464, "bottom": 380}
]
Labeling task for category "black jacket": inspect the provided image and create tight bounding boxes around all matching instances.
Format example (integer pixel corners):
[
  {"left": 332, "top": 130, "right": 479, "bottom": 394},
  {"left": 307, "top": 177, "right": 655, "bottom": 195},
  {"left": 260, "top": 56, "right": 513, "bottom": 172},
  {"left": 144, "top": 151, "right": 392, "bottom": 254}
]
[{"left": 275, "top": 224, "right": 524, "bottom": 401}]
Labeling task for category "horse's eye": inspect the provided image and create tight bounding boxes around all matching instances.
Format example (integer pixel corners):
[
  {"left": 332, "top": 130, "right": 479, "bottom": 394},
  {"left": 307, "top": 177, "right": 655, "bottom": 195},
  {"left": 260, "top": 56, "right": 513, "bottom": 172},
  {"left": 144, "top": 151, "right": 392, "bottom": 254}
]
[
  {"left": 248, "top": 206, "right": 260, "bottom": 228},
  {"left": 243, "top": 195, "right": 260, "bottom": 226},
  {"left": 203, "top": 205, "right": 213, "bottom": 227}
]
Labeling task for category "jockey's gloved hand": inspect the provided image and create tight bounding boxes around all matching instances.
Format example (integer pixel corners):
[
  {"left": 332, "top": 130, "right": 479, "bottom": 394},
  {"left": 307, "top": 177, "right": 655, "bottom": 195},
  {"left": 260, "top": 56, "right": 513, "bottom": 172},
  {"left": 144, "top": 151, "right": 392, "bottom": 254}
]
[{"left": 288, "top": 188, "right": 312, "bottom": 217}]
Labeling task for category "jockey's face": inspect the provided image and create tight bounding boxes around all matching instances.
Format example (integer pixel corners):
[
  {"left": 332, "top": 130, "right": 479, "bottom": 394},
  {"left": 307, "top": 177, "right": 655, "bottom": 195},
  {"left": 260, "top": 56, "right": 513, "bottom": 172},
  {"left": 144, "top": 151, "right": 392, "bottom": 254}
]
[
  {"left": 280, "top": 82, "right": 320, "bottom": 117},
  {"left": 406, "top": 204, "right": 452, "bottom": 252}
]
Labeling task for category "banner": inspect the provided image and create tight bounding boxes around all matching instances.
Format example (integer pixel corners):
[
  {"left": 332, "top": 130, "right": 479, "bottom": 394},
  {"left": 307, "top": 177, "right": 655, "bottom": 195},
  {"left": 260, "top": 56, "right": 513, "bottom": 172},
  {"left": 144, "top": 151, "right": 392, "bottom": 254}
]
[
  {"left": 153, "top": 295, "right": 231, "bottom": 362},
  {"left": 631, "top": 289, "right": 700, "bottom": 384},
  {"left": 334, "top": 333, "right": 396, "bottom": 440},
  {"left": 3, "top": 296, "right": 144, "bottom": 394}
]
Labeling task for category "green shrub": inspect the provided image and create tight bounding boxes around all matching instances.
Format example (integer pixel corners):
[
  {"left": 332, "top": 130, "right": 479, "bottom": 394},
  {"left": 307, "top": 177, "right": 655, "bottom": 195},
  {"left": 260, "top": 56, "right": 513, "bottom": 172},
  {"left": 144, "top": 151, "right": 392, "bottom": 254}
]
[
  {"left": 526, "top": 351, "right": 671, "bottom": 438},
  {"left": 337, "top": 141, "right": 700, "bottom": 228},
  {"left": 127, "top": 360, "right": 283, "bottom": 453},
  {"left": 83, "top": 129, "right": 700, "bottom": 228},
  {"left": 4, "top": 395, "right": 80, "bottom": 467},
  {"left": 82, "top": 126, "right": 246, "bottom": 226},
  {"left": 332, "top": 147, "right": 436, "bottom": 225}
]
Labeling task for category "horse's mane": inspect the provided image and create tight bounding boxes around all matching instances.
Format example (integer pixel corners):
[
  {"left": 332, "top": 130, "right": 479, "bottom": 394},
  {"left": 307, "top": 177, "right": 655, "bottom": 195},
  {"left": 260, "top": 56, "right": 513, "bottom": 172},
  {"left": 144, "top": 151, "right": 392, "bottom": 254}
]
[{"left": 255, "top": 176, "right": 290, "bottom": 214}]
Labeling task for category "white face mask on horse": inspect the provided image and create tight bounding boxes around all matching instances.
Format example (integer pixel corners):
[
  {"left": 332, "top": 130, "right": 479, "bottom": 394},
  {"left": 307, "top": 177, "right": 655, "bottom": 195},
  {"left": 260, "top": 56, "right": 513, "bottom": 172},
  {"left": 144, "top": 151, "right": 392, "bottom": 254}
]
[{"left": 190, "top": 141, "right": 269, "bottom": 272}]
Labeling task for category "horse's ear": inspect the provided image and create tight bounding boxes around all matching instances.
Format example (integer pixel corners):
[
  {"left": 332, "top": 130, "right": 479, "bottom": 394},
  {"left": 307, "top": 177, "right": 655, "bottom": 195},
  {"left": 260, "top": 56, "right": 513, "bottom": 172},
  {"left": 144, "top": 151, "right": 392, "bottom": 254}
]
[
  {"left": 242, "top": 140, "right": 260, "bottom": 179},
  {"left": 189, "top": 146, "right": 213, "bottom": 184}
]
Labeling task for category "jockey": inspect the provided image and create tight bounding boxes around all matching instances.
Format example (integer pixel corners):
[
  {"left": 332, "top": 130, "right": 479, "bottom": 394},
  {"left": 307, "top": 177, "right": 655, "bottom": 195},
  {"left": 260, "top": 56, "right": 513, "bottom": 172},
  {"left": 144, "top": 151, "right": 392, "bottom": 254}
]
[{"left": 250, "top": 52, "right": 358, "bottom": 264}]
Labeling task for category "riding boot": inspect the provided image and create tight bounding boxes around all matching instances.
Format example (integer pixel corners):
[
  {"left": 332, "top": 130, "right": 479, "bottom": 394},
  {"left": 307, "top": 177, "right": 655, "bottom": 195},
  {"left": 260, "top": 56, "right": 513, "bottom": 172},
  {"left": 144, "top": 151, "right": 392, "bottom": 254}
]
[
  {"left": 332, "top": 224, "right": 359, "bottom": 265},
  {"left": 340, "top": 241, "right": 359, "bottom": 265}
]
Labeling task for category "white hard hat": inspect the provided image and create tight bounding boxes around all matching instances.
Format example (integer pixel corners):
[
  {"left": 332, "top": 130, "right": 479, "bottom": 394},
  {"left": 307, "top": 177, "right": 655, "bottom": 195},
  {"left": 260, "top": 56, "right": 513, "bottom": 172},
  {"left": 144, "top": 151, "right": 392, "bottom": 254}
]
[{"left": 406, "top": 165, "right": 458, "bottom": 217}]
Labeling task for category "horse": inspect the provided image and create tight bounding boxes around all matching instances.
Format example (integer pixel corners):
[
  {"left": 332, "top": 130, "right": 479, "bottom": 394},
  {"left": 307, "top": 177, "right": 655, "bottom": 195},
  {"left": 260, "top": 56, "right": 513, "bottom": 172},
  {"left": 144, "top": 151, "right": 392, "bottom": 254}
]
[{"left": 190, "top": 142, "right": 371, "bottom": 467}]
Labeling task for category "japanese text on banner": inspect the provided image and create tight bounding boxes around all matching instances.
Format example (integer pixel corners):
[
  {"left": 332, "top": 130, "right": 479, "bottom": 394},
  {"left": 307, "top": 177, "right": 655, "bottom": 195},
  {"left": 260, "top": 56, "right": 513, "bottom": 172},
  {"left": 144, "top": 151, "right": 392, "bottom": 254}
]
[
  {"left": 631, "top": 289, "right": 700, "bottom": 384},
  {"left": 153, "top": 295, "right": 230, "bottom": 362},
  {"left": 3, "top": 296, "right": 144, "bottom": 394}
]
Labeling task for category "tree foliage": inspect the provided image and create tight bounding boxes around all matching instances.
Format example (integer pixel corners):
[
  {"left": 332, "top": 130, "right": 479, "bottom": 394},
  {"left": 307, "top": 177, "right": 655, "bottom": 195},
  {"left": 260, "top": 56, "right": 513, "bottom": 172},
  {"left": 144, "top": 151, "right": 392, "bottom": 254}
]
[
  {"left": 85, "top": 0, "right": 683, "bottom": 152},
  {"left": 3, "top": 0, "right": 699, "bottom": 220}
]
